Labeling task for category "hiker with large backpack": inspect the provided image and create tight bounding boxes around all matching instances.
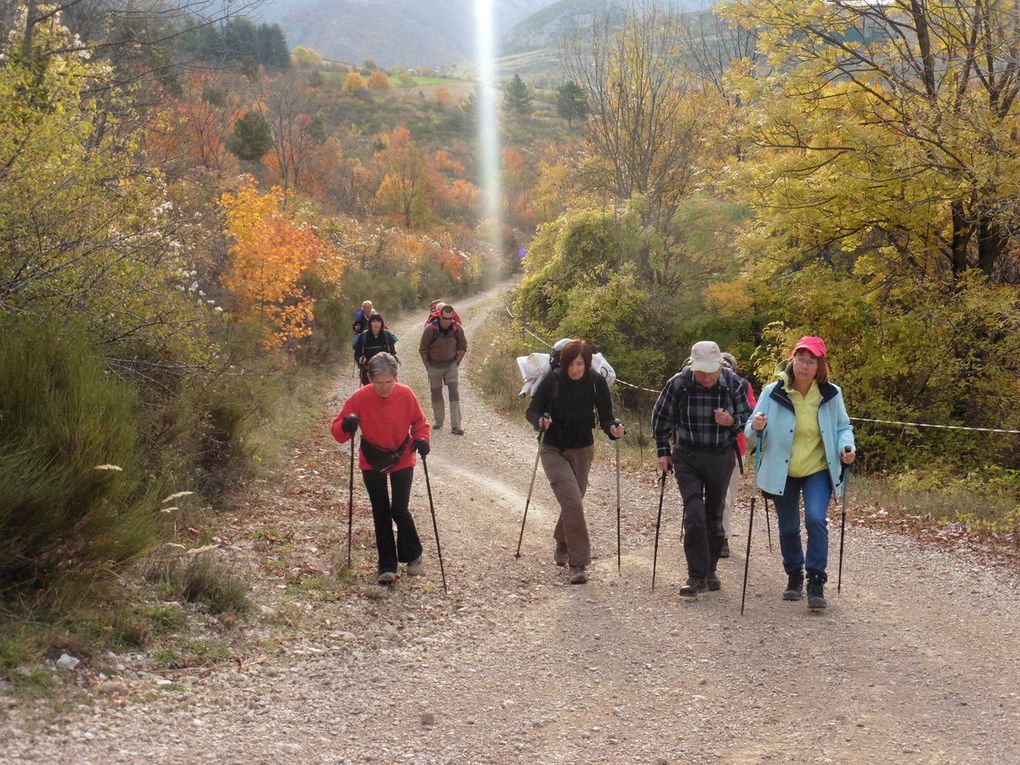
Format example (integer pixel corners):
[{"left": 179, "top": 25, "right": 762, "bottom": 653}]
[
  {"left": 331, "top": 353, "right": 431, "bottom": 586},
  {"left": 746, "top": 336, "right": 855, "bottom": 609},
  {"left": 525, "top": 340, "right": 625, "bottom": 585},
  {"left": 419, "top": 304, "right": 468, "bottom": 435},
  {"left": 354, "top": 313, "right": 398, "bottom": 386},
  {"left": 651, "top": 341, "right": 752, "bottom": 597}
]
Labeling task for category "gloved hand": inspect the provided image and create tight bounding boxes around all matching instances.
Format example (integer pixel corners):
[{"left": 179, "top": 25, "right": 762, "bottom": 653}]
[
  {"left": 413, "top": 438, "right": 430, "bottom": 458},
  {"left": 341, "top": 414, "right": 360, "bottom": 435}
]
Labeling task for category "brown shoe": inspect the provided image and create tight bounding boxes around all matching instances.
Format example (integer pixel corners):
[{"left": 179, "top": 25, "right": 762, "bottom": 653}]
[
  {"left": 554, "top": 543, "right": 568, "bottom": 567},
  {"left": 569, "top": 566, "right": 587, "bottom": 584}
]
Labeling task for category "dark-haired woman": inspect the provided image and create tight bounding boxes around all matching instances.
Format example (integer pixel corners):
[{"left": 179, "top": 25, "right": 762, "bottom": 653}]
[
  {"left": 354, "top": 313, "right": 397, "bottom": 386},
  {"left": 331, "top": 353, "right": 430, "bottom": 585},
  {"left": 526, "top": 340, "right": 625, "bottom": 584},
  {"left": 746, "top": 336, "right": 856, "bottom": 609}
]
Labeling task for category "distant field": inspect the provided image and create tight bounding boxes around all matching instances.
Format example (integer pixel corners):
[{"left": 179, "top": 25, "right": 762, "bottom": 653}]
[{"left": 392, "top": 76, "right": 467, "bottom": 87}]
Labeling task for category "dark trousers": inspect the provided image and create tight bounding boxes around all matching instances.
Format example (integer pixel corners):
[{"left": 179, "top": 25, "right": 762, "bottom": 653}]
[
  {"left": 674, "top": 446, "right": 735, "bottom": 578},
  {"left": 362, "top": 467, "right": 422, "bottom": 574}
]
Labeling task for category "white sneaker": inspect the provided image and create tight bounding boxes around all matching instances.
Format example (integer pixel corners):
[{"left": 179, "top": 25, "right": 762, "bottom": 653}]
[{"left": 405, "top": 555, "right": 424, "bottom": 577}]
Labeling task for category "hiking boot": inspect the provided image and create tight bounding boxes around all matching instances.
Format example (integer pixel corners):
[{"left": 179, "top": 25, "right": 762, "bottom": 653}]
[
  {"left": 783, "top": 569, "right": 804, "bottom": 601},
  {"left": 377, "top": 571, "right": 396, "bottom": 585},
  {"left": 554, "top": 543, "right": 568, "bottom": 567},
  {"left": 707, "top": 571, "right": 721, "bottom": 591},
  {"left": 405, "top": 555, "right": 424, "bottom": 577},
  {"left": 451, "top": 427, "right": 465, "bottom": 435},
  {"left": 432, "top": 423, "right": 443, "bottom": 430},
  {"left": 679, "top": 576, "right": 708, "bottom": 597},
  {"left": 807, "top": 573, "right": 827, "bottom": 610},
  {"left": 719, "top": 539, "right": 730, "bottom": 559},
  {"left": 569, "top": 566, "right": 587, "bottom": 584}
]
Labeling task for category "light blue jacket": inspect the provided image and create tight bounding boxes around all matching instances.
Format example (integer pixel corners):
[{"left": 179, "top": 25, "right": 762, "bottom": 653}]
[{"left": 744, "top": 375, "right": 855, "bottom": 497}]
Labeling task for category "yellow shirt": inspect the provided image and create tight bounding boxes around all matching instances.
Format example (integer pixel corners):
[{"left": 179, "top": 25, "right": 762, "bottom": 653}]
[{"left": 788, "top": 381, "right": 828, "bottom": 478}]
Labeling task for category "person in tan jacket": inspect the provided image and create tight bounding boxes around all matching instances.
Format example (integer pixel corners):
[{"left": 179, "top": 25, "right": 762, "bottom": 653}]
[{"left": 419, "top": 304, "right": 468, "bottom": 435}]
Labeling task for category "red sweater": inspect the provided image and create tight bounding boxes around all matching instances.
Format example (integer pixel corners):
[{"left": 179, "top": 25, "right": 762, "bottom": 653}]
[{"left": 331, "top": 383, "right": 429, "bottom": 472}]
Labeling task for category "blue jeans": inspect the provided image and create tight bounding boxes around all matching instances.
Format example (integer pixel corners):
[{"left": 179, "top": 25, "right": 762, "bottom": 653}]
[{"left": 767, "top": 470, "right": 832, "bottom": 582}]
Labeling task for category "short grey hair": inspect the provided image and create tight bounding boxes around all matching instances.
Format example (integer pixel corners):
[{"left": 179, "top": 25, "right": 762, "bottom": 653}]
[
  {"left": 366, "top": 352, "right": 399, "bottom": 379},
  {"left": 721, "top": 352, "right": 738, "bottom": 372}
]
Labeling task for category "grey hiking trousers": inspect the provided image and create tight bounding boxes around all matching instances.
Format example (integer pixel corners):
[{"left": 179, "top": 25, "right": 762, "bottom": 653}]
[{"left": 540, "top": 444, "right": 594, "bottom": 567}]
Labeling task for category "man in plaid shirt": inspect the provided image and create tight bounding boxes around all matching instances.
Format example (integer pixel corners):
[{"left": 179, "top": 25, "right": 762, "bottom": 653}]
[{"left": 651, "top": 341, "right": 752, "bottom": 596}]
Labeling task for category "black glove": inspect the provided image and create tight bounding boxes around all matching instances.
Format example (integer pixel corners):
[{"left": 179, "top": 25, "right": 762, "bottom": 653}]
[
  {"left": 413, "top": 439, "right": 430, "bottom": 458},
  {"left": 341, "top": 414, "right": 359, "bottom": 435}
]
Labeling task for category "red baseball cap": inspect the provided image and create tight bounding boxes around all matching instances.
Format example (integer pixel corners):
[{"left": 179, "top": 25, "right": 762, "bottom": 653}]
[{"left": 792, "top": 336, "right": 827, "bottom": 357}]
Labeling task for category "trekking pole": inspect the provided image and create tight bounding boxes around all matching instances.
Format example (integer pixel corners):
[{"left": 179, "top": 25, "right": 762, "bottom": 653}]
[
  {"left": 346, "top": 437, "right": 355, "bottom": 568},
  {"left": 651, "top": 469, "right": 667, "bottom": 591},
  {"left": 837, "top": 447, "right": 851, "bottom": 594},
  {"left": 514, "top": 423, "right": 547, "bottom": 559},
  {"left": 740, "top": 491, "right": 755, "bottom": 615},
  {"left": 420, "top": 456, "right": 447, "bottom": 594},
  {"left": 763, "top": 496, "right": 773, "bottom": 553},
  {"left": 615, "top": 438, "right": 622, "bottom": 574},
  {"left": 753, "top": 429, "right": 772, "bottom": 552}
]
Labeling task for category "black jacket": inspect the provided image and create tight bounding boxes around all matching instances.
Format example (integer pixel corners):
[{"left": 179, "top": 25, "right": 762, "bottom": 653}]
[
  {"left": 354, "top": 329, "right": 397, "bottom": 364},
  {"left": 526, "top": 369, "right": 617, "bottom": 449}
]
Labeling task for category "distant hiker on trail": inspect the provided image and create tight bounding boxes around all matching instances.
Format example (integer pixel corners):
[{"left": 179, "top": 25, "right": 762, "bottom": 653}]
[
  {"left": 526, "top": 340, "right": 625, "bottom": 585},
  {"left": 651, "top": 340, "right": 752, "bottom": 597},
  {"left": 720, "top": 351, "right": 758, "bottom": 559},
  {"left": 425, "top": 300, "right": 462, "bottom": 326},
  {"left": 746, "top": 336, "right": 855, "bottom": 610},
  {"left": 354, "top": 313, "right": 397, "bottom": 386},
  {"left": 419, "top": 304, "right": 468, "bottom": 435},
  {"left": 331, "top": 353, "right": 431, "bottom": 585},
  {"left": 352, "top": 300, "right": 374, "bottom": 335}
]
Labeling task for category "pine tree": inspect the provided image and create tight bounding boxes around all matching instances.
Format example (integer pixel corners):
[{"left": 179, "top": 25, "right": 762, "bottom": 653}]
[
  {"left": 503, "top": 74, "right": 532, "bottom": 115},
  {"left": 556, "top": 80, "right": 588, "bottom": 127},
  {"left": 227, "top": 110, "right": 273, "bottom": 161}
]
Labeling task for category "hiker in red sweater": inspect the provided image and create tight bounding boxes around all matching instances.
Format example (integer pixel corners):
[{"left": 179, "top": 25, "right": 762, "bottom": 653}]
[{"left": 331, "top": 353, "right": 431, "bottom": 584}]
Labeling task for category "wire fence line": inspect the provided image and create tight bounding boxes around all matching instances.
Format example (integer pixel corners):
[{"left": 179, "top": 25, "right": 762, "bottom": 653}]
[{"left": 503, "top": 303, "right": 1020, "bottom": 437}]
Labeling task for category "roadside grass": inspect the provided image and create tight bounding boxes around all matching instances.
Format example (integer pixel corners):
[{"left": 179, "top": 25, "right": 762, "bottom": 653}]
[
  {"left": 0, "top": 355, "right": 345, "bottom": 696},
  {"left": 852, "top": 470, "right": 1020, "bottom": 541}
]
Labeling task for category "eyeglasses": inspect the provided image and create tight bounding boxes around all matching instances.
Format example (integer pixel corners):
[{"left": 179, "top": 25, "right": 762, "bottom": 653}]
[
  {"left": 794, "top": 356, "right": 819, "bottom": 366},
  {"left": 439, "top": 316, "right": 453, "bottom": 322}
]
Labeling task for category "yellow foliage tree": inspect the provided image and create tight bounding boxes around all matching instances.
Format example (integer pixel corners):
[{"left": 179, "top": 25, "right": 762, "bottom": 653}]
[{"left": 341, "top": 71, "right": 366, "bottom": 94}]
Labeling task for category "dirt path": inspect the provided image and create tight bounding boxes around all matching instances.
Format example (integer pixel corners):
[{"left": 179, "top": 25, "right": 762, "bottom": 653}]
[{"left": 3, "top": 287, "right": 1019, "bottom": 764}]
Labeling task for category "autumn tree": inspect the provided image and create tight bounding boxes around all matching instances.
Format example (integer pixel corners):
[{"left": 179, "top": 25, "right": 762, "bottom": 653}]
[
  {"left": 341, "top": 70, "right": 366, "bottom": 94},
  {"left": 1, "top": 3, "right": 205, "bottom": 356},
  {"left": 373, "top": 128, "right": 432, "bottom": 228},
  {"left": 367, "top": 69, "right": 391, "bottom": 92},
  {"left": 562, "top": 1, "right": 705, "bottom": 283},
  {"left": 721, "top": 0, "right": 1020, "bottom": 281},
  {"left": 219, "top": 178, "right": 344, "bottom": 349},
  {"left": 260, "top": 73, "right": 321, "bottom": 192}
]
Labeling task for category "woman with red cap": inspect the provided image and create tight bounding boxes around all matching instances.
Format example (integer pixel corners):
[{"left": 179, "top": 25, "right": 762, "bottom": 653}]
[{"left": 745, "top": 336, "right": 856, "bottom": 609}]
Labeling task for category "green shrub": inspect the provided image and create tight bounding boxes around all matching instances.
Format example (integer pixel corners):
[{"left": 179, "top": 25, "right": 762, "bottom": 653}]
[{"left": 0, "top": 317, "right": 163, "bottom": 590}]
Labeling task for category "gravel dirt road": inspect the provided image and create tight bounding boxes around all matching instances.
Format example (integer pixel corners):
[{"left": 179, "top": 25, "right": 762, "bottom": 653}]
[{"left": 2, "top": 287, "right": 1018, "bottom": 764}]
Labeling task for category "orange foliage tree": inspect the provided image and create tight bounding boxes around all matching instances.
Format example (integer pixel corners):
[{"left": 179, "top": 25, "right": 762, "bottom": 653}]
[{"left": 219, "top": 178, "right": 345, "bottom": 348}]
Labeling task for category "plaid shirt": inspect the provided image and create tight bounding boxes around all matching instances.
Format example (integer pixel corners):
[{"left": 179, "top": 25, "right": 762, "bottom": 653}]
[{"left": 651, "top": 368, "right": 751, "bottom": 457}]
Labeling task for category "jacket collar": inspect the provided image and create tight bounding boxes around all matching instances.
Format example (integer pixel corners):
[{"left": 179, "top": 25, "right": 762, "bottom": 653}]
[{"left": 770, "top": 376, "right": 838, "bottom": 410}]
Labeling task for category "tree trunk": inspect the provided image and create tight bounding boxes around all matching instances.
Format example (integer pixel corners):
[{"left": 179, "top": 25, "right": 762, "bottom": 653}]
[
  {"left": 950, "top": 201, "right": 971, "bottom": 277},
  {"left": 977, "top": 213, "right": 1008, "bottom": 276}
]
